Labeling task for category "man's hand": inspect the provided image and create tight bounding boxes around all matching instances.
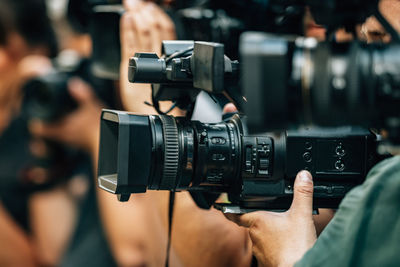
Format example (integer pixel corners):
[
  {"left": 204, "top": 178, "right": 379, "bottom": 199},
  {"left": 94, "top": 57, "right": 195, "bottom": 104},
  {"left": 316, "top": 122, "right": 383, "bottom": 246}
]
[
  {"left": 122, "top": 0, "right": 176, "bottom": 57},
  {"left": 226, "top": 171, "right": 317, "bottom": 267},
  {"left": 119, "top": 0, "right": 179, "bottom": 114},
  {"left": 29, "top": 78, "right": 103, "bottom": 157}
]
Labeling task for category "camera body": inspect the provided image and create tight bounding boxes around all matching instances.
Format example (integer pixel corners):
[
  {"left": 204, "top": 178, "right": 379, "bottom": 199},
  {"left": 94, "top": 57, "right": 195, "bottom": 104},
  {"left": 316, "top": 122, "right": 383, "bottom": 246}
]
[
  {"left": 233, "top": 124, "right": 377, "bottom": 211},
  {"left": 21, "top": 54, "right": 115, "bottom": 189},
  {"left": 241, "top": 32, "right": 400, "bottom": 141},
  {"left": 22, "top": 55, "right": 115, "bottom": 123},
  {"left": 23, "top": 71, "right": 77, "bottom": 122}
]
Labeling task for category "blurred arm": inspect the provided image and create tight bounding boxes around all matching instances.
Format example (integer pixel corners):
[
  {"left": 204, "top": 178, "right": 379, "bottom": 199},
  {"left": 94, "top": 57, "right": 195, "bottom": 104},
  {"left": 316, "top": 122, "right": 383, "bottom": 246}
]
[{"left": 0, "top": 201, "right": 37, "bottom": 267}]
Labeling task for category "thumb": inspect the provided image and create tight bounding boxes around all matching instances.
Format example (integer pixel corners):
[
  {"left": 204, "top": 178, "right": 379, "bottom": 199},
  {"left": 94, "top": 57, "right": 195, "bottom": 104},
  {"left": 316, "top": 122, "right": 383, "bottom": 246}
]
[
  {"left": 289, "top": 170, "right": 314, "bottom": 216},
  {"left": 224, "top": 211, "right": 265, "bottom": 228},
  {"left": 68, "top": 78, "right": 94, "bottom": 105},
  {"left": 222, "top": 103, "right": 238, "bottom": 114}
]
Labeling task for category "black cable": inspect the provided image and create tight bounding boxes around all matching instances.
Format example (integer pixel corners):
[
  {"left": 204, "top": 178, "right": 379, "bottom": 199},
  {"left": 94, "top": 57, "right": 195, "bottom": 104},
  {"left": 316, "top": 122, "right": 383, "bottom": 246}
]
[
  {"left": 150, "top": 85, "right": 179, "bottom": 115},
  {"left": 164, "top": 102, "right": 178, "bottom": 114},
  {"left": 165, "top": 191, "right": 175, "bottom": 267},
  {"left": 165, "top": 47, "right": 194, "bottom": 63}
]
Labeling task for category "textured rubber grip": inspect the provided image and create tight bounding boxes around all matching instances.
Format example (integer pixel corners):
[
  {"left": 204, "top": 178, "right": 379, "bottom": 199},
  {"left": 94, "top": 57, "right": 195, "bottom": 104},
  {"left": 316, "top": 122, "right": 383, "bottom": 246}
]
[{"left": 159, "top": 115, "right": 179, "bottom": 190}]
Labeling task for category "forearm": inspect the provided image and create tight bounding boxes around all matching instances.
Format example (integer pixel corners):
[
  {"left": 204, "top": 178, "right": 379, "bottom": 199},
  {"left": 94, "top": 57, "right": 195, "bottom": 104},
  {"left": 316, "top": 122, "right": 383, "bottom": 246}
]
[
  {"left": 89, "top": 119, "right": 163, "bottom": 266},
  {"left": 0, "top": 202, "right": 37, "bottom": 267},
  {"left": 28, "top": 188, "right": 77, "bottom": 266}
]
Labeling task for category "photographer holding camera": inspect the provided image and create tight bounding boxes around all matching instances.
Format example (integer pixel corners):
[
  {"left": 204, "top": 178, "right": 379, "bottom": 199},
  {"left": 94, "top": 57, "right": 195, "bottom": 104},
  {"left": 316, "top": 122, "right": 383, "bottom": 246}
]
[
  {"left": 32, "top": 0, "right": 253, "bottom": 266},
  {"left": 104, "top": 1, "right": 253, "bottom": 266},
  {"left": 0, "top": 0, "right": 106, "bottom": 266},
  {"left": 226, "top": 1, "right": 400, "bottom": 266}
]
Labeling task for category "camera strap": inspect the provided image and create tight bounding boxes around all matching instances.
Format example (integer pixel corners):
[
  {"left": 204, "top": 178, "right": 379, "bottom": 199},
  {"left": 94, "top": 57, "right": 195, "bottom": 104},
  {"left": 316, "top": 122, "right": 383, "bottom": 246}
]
[{"left": 165, "top": 191, "right": 175, "bottom": 267}]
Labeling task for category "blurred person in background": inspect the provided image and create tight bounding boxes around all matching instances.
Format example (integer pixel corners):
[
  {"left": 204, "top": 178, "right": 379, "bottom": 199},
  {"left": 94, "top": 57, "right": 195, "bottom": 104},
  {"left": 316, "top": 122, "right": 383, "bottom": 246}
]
[
  {"left": 27, "top": 0, "right": 119, "bottom": 266},
  {"left": 0, "top": 0, "right": 117, "bottom": 266},
  {"left": 0, "top": 0, "right": 60, "bottom": 266},
  {"left": 32, "top": 1, "right": 254, "bottom": 266}
]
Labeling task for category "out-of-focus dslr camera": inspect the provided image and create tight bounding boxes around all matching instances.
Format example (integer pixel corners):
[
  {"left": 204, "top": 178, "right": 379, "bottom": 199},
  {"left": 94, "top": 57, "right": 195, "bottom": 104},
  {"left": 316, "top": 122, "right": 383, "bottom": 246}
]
[
  {"left": 21, "top": 51, "right": 115, "bottom": 189},
  {"left": 22, "top": 51, "right": 115, "bottom": 122}
]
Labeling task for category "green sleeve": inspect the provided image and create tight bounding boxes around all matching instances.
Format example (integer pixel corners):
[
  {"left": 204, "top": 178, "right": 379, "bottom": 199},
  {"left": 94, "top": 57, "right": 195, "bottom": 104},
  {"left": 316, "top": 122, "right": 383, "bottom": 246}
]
[{"left": 295, "top": 156, "right": 400, "bottom": 267}]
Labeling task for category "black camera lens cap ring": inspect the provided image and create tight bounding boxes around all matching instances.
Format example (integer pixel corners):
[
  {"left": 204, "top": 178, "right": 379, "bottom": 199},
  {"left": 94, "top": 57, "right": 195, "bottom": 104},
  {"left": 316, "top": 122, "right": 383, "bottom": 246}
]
[{"left": 159, "top": 115, "right": 179, "bottom": 190}]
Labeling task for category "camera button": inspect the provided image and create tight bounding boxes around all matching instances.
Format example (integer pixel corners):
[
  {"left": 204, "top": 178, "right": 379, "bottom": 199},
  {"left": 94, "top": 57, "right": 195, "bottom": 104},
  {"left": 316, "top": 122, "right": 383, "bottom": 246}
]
[
  {"left": 245, "top": 147, "right": 252, "bottom": 171},
  {"left": 335, "top": 160, "right": 345, "bottom": 171},
  {"left": 200, "top": 131, "right": 208, "bottom": 144},
  {"left": 259, "top": 158, "right": 269, "bottom": 170},
  {"left": 303, "top": 152, "right": 312, "bottom": 162},
  {"left": 258, "top": 144, "right": 271, "bottom": 157},
  {"left": 335, "top": 144, "right": 345, "bottom": 156},
  {"left": 327, "top": 186, "right": 333, "bottom": 194},
  {"left": 211, "top": 137, "right": 226, "bottom": 145},
  {"left": 212, "top": 154, "right": 226, "bottom": 161},
  {"left": 314, "top": 186, "right": 325, "bottom": 194},
  {"left": 258, "top": 169, "right": 269, "bottom": 175},
  {"left": 305, "top": 142, "right": 312, "bottom": 150},
  {"left": 333, "top": 186, "right": 345, "bottom": 194}
]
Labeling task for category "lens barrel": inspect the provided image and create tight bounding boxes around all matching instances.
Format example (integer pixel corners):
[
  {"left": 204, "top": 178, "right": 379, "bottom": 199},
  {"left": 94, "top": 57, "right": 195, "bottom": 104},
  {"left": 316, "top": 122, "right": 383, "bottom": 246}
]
[
  {"left": 242, "top": 32, "right": 400, "bottom": 133},
  {"left": 22, "top": 73, "right": 77, "bottom": 122},
  {"left": 128, "top": 53, "right": 167, "bottom": 83},
  {"left": 149, "top": 114, "right": 242, "bottom": 191}
]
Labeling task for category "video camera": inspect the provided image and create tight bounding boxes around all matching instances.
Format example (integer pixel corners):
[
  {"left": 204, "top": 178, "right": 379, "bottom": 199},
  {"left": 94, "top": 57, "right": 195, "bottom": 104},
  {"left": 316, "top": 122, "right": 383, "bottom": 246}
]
[
  {"left": 98, "top": 109, "right": 378, "bottom": 210},
  {"left": 97, "top": 0, "right": 397, "bottom": 212},
  {"left": 98, "top": 41, "right": 379, "bottom": 211}
]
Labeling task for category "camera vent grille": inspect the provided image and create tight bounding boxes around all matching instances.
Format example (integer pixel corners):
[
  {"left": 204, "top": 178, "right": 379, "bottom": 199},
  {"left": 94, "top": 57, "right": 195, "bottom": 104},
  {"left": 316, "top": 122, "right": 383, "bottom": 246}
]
[{"left": 160, "top": 115, "right": 179, "bottom": 190}]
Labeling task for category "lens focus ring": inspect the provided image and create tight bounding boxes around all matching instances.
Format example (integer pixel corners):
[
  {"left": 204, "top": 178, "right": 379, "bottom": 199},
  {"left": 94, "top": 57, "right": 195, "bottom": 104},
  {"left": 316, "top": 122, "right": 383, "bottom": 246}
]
[{"left": 159, "top": 115, "right": 179, "bottom": 190}]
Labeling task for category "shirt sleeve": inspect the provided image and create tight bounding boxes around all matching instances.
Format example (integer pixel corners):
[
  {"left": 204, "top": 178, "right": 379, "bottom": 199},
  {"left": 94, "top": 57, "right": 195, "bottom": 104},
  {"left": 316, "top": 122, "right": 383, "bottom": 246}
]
[{"left": 295, "top": 156, "right": 400, "bottom": 267}]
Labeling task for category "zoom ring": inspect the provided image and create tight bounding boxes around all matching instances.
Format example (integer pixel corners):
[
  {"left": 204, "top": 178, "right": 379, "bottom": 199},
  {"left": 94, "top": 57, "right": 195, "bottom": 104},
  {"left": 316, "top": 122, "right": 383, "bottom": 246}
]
[{"left": 159, "top": 115, "right": 179, "bottom": 190}]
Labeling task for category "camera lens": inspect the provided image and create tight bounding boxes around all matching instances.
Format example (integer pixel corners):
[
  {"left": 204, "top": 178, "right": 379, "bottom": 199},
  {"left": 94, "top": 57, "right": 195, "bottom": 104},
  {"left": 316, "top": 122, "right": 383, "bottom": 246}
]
[
  {"left": 152, "top": 115, "right": 180, "bottom": 190},
  {"left": 98, "top": 111, "right": 246, "bottom": 196},
  {"left": 24, "top": 80, "right": 52, "bottom": 117},
  {"left": 147, "top": 114, "right": 242, "bottom": 191},
  {"left": 22, "top": 73, "right": 77, "bottom": 122}
]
